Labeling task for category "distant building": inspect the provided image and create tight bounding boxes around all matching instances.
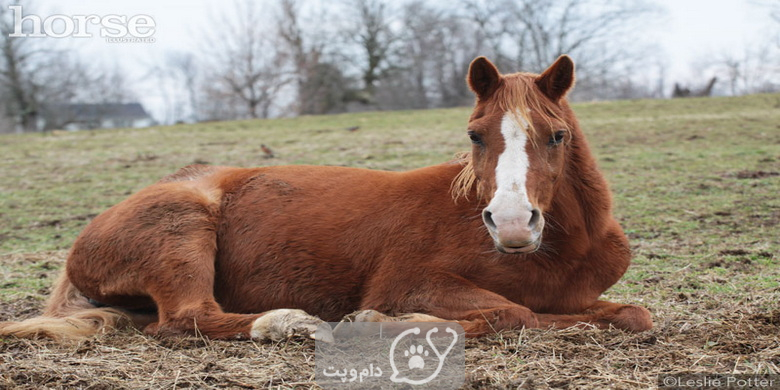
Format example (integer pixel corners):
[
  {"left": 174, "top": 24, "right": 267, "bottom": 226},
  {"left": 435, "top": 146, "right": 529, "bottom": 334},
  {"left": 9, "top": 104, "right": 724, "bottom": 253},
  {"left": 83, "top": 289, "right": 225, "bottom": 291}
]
[{"left": 42, "top": 103, "right": 156, "bottom": 131}]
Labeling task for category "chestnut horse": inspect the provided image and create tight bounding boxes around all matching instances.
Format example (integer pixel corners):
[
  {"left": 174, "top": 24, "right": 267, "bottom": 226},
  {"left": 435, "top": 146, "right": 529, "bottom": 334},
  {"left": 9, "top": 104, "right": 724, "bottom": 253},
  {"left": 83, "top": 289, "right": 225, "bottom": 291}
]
[{"left": 0, "top": 56, "right": 652, "bottom": 342}]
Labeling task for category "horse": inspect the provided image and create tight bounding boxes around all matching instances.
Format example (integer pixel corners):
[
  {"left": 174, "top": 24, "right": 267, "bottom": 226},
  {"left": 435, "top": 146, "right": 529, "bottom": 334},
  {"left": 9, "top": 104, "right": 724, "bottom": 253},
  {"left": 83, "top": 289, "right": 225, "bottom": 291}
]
[{"left": 0, "top": 56, "right": 652, "bottom": 342}]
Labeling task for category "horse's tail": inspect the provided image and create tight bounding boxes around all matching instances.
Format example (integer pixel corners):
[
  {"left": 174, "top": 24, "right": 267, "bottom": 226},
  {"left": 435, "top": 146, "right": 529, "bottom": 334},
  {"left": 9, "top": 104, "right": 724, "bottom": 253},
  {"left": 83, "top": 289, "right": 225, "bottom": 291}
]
[{"left": 0, "top": 272, "right": 128, "bottom": 341}]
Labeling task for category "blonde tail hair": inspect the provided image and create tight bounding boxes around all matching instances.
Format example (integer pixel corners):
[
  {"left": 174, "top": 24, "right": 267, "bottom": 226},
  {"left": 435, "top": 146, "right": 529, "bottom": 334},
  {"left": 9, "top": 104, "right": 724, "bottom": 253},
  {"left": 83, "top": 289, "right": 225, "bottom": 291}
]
[{"left": 0, "top": 272, "right": 128, "bottom": 341}]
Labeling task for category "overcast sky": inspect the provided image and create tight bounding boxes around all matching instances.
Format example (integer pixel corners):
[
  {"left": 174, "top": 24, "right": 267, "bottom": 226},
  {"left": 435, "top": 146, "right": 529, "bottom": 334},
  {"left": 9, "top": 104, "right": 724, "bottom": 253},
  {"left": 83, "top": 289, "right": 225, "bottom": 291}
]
[{"left": 16, "top": 0, "right": 780, "bottom": 120}]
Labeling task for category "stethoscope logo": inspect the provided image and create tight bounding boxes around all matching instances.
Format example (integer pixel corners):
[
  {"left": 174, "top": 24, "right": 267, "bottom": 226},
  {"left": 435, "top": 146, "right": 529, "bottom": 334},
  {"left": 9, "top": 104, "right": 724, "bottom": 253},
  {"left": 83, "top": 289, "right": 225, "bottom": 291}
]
[{"left": 388, "top": 326, "right": 459, "bottom": 385}]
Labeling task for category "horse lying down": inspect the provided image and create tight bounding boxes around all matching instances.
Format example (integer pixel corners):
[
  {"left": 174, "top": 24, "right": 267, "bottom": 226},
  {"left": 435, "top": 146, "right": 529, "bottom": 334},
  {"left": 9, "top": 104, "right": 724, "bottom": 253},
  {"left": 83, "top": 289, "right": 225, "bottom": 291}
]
[{"left": 0, "top": 56, "right": 652, "bottom": 342}]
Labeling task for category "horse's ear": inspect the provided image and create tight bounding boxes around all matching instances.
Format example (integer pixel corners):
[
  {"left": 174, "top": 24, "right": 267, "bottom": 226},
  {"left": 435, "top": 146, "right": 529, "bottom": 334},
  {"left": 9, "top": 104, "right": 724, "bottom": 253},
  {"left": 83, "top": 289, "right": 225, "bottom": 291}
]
[
  {"left": 536, "top": 55, "right": 575, "bottom": 102},
  {"left": 468, "top": 56, "right": 501, "bottom": 100}
]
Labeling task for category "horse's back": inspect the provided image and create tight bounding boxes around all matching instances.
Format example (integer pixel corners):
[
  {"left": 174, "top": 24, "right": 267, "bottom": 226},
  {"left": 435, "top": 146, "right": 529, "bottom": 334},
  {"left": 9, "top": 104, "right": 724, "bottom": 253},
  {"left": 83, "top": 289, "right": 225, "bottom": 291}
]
[
  {"left": 211, "top": 163, "right": 467, "bottom": 320},
  {"left": 67, "top": 162, "right": 468, "bottom": 320}
]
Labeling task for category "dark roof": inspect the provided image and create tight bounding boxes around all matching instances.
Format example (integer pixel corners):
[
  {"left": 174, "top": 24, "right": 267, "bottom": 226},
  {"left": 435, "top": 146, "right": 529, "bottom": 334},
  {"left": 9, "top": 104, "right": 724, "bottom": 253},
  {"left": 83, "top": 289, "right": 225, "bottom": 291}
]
[{"left": 52, "top": 103, "right": 151, "bottom": 121}]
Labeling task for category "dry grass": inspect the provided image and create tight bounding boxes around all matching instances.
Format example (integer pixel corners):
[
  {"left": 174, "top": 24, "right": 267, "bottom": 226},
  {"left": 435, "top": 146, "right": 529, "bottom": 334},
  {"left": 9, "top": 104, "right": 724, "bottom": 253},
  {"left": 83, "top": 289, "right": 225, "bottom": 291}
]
[{"left": 1, "top": 251, "right": 778, "bottom": 390}]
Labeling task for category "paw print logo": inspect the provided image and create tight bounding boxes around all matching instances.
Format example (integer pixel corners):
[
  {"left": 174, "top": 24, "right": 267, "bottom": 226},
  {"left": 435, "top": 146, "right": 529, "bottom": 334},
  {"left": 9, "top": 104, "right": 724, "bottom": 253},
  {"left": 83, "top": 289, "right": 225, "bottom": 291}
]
[
  {"left": 389, "top": 326, "right": 458, "bottom": 385},
  {"left": 404, "top": 344, "right": 429, "bottom": 369}
]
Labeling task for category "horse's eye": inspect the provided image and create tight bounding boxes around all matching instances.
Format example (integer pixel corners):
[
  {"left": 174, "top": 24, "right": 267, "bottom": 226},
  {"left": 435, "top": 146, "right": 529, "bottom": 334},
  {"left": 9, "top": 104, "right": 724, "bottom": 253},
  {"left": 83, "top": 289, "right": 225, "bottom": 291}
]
[
  {"left": 549, "top": 130, "right": 566, "bottom": 146},
  {"left": 468, "top": 131, "right": 484, "bottom": 146}
]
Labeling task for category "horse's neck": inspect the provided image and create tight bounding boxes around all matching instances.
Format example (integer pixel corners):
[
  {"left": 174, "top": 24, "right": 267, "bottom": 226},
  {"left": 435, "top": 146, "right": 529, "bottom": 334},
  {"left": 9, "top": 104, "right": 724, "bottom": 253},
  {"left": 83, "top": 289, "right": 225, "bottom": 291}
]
[{"left": 550, "top": 133, "right": 614, "bottom": 240}]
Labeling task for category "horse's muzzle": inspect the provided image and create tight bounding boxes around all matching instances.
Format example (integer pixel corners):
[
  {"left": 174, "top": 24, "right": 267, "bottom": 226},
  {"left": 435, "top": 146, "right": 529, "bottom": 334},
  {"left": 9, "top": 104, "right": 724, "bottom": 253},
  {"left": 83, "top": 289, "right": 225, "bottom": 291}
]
[
  {"left": 494, "top": 239, "right": 541, "bottom": 254},
  {"left": 482, "top": 208, "right": 544, "bottom": 254}
]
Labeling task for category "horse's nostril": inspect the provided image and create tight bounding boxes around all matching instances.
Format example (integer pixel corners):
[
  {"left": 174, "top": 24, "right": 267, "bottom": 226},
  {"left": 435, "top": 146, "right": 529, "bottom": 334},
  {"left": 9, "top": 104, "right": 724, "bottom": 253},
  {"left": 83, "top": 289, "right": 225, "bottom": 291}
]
[
  {"left": 529, "top": 209, "right": 541, "bottom": 230},
  {"left": 482, "top": 210, "right": 496, "bottom": 230}
]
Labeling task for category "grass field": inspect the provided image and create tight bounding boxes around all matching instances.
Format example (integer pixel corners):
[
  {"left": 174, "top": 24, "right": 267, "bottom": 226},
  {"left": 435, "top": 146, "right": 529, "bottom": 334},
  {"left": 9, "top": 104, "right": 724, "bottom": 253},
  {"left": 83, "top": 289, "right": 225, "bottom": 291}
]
[{"left": 0, "top": 94, "right": 778, "bottom": 388}]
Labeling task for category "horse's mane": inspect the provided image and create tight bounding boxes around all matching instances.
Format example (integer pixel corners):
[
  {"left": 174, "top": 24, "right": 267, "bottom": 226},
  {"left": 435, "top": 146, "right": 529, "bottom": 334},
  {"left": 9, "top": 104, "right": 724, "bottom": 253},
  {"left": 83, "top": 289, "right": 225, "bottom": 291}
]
[
  {"left": 451, "top": 74, "right": 569, "bottom": 202},
  {"left": 450, "top": 152, "right": 480, "bottom": 201}
]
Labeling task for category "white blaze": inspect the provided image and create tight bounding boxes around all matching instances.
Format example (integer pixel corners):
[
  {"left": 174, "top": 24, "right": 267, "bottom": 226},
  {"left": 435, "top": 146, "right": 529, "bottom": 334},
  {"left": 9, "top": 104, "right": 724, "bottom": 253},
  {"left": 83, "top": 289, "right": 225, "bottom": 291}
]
[{"left": 487, "top": 112, "right": 533, "bottom": 219}]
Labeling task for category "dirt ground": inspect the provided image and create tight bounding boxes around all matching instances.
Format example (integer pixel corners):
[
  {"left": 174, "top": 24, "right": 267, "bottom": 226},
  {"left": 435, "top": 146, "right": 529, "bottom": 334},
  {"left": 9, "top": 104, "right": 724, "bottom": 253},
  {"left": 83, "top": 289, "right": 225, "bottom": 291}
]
[{"left": 1, "top": 252, "right": 778, "bottom": 389}]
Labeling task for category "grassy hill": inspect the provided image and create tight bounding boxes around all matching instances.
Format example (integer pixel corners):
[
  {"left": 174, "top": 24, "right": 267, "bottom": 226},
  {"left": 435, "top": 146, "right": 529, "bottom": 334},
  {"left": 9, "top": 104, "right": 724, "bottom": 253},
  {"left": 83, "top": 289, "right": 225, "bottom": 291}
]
[{"left": 0, "top": 94, "right": 778, "bottom": 388}]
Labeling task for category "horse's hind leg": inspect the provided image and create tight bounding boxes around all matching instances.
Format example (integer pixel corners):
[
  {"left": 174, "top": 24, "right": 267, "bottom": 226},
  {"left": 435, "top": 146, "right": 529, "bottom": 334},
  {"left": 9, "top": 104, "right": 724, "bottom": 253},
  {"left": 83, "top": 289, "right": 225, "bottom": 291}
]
[
  {"left": 146, "top": 258, "right": 327, "bottom": 341},
  {"left": 141, "top": 246, "right": 259, "bottom": 340},
  {"left": 141, "top": 228, "right": 327, "bottom": 341},
  {"left": 69, "top": 183, "right": 329, "bottom": 342}
]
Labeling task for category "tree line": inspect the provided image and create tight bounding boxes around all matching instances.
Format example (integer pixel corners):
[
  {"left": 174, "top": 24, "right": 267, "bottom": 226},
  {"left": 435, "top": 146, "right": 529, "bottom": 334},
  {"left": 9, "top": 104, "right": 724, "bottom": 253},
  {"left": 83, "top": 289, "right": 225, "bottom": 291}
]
[
  {"left": 0, "top": 1, "right": 137, "bottom": 132},
  {"left": 2, "top": 0, "right": 779, "bottom": 131},
  {"left": 161, "top": 0, "right": 666, "bottom": 123}
]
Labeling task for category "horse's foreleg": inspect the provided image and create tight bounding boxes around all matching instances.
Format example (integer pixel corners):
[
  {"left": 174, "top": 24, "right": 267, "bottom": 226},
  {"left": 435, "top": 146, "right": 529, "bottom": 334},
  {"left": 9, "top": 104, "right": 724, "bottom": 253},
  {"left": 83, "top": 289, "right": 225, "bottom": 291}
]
[
  {"left": 354, "top": 300, "right": 651, "bottom": 337},
  {"left": 361, "top": 271, "right": 540, "bottom": 337},
  {"left": 345, "top": 307, "right": 535, "bottom": 338},
  {"left": 535, "top": 300, "right": 652, "bottom": 332},
  {"left": 361, "top": 272, "right": 651, "bottom": 336}
]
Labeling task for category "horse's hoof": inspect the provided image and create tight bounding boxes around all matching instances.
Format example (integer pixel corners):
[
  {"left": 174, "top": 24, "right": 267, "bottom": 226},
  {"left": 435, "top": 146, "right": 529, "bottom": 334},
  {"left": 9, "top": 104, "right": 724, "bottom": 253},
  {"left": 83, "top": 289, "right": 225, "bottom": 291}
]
[
  {"left": 250, "top": 309, "right": 332, "bottom": 342},
  {"left": 352, "top": 309, "right": 389, "bottom": 322},
  {"left": 331, "top": 310, "right": 388, "bottom": 338},
  {"left": 341, "top": 309, "right": 446, "bottom": 324}
]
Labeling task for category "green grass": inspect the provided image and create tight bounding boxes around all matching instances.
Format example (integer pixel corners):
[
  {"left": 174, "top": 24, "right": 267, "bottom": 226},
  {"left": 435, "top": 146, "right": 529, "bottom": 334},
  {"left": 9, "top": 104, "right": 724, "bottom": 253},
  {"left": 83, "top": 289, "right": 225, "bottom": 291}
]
[
  {"left": 0, "top": 108, "right": 474, "bottom": 253},
  {"left": 3, "top": 94, "right": 778, "bottom": 255},
  {"left": 1, "top": 93, "right": 778, "bottom": 284}
]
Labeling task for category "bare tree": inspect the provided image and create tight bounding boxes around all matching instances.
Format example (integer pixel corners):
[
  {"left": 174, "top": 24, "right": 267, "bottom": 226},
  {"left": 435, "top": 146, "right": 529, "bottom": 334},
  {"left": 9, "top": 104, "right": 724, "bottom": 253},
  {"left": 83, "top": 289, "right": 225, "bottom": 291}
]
[
  {"left": 458, "top": 0, "right": 514, "bottom": 71},
  {"left": 766, "top": 1, "right": 780, "bottom": 47},
  {"left": 278, "top": 0, "right": 317, "bottom": 115},
  {"left": 425, "top": 9, "right": 477, "bottom": 107},
  {"left": 453, "top": 0, "right": 663, "bottom": 100},
  {"left": 752, "top": 0, "right": 780, "bottom": 25},
  {"left": 199, "top": 0, "right": 291, "bottom": 120},
  {"left": 774, "top": 4, "right": 780, "bottom": 24},
  {"left": 389, "top": 1, "right": 442, "bottom": 108},
  {"left": 504, "top": 0, "right": 658, "bottom": 71},
  {"left": 167, "top": 52, "right": 199, "bottom": 122},
  {"left": 715, "top": 44, "right": 779, "bottom": 95},
  {"left": 343, "top": 0, "right": 396, "bottom": 101},
  {"left": 277, "top": 0, "right": 356, "bottom": 115},
  {"left": 379, "top": 1, "right": 476, "bottom": 109},
  {"left": 147, "top": 51, "right": 201, "bottom": 124},
  {"left": 356, "top": 0, "right": 666, "bottom": 107},
  {"left": 0, "top": 0, "right": 44, "bottom": 132},
  {"left": 0, "top": 1, "right": 138, "bottom": 132}
]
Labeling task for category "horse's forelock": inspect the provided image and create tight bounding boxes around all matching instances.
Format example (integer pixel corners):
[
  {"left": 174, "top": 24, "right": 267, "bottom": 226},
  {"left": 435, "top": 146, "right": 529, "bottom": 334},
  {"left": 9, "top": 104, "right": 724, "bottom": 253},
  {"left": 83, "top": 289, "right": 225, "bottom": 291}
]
[
  {"left": 495, "top": 74, "right": 569, "bottom": 141},
  {"left": 451, "top": 74, "right": 571, "bottom": 202}
]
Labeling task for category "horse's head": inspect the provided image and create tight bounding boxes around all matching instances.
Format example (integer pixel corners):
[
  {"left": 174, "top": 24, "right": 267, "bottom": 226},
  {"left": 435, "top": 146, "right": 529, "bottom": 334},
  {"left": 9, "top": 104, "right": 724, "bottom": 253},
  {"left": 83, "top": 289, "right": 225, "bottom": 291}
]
[{"left": 462, "top": 56, "right": 576, "bottom": 254}]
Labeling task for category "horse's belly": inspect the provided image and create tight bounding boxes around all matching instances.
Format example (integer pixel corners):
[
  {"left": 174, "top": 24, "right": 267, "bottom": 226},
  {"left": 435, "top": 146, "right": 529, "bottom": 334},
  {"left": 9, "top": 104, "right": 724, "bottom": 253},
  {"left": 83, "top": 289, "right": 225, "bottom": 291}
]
[
  {"left": 213, "top": 251, "right": 363, "bottom": 320},
  {"left": 210, "top": 172, "right": 387, "bottom": 320},
  {"left": 207, "top": 164, "right": 477, "bottom": 320}
]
